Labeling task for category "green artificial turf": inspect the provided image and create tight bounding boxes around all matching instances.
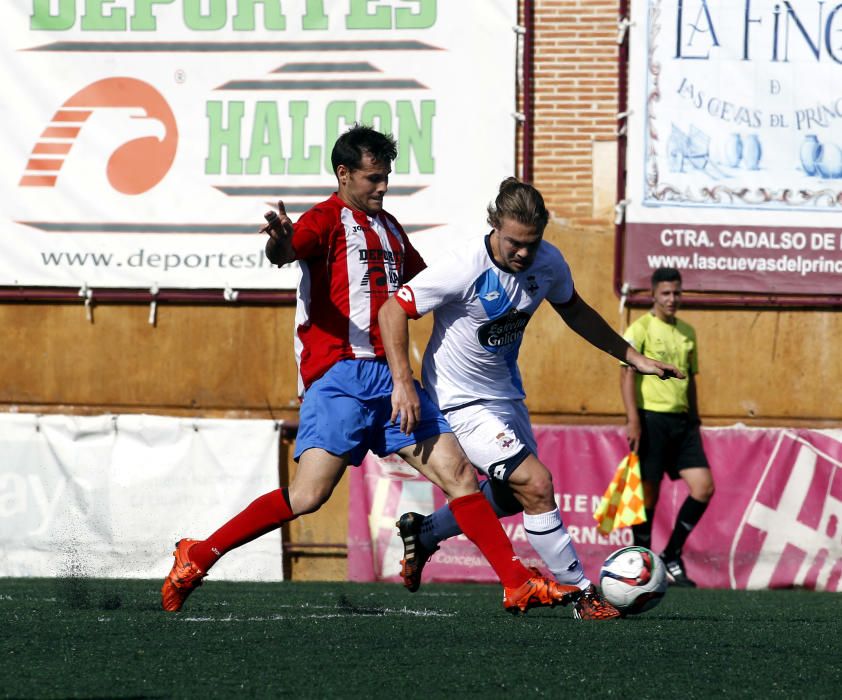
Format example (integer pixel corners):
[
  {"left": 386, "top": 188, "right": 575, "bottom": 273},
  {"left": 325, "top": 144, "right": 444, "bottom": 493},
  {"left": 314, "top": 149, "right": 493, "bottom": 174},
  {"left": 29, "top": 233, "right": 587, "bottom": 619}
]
[{"left": 1, "top": 577, "right": 840, "bottom": 698}]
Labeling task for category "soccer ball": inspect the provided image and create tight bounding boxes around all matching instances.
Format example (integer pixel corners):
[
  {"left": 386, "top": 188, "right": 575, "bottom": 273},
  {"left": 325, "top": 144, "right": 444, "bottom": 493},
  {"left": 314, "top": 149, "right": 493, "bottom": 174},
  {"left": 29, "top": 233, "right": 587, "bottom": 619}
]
[{"left": 599, "top": 546, "right": 667, "bottom": 615}]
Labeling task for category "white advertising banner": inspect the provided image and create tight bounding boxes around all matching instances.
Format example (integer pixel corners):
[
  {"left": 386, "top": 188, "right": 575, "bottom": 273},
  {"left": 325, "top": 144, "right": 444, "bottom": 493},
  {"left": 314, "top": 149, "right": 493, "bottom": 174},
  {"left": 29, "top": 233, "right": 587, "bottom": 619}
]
[
  {"left": 623, "top": 0, "right": 842, "bottom": 298},
  {"left": 0, "top": 413, "right": 282, "bottom": 580},
  {"left": 1, "top": 0, "right": 517, "bottom": 291}
]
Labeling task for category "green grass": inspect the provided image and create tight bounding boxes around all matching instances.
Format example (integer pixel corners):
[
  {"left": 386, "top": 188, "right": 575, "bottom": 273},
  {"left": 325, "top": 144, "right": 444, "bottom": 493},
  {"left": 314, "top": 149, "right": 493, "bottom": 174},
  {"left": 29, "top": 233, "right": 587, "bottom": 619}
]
[{"left": 1, "top": 578, "right": 840, "bottom": 699}]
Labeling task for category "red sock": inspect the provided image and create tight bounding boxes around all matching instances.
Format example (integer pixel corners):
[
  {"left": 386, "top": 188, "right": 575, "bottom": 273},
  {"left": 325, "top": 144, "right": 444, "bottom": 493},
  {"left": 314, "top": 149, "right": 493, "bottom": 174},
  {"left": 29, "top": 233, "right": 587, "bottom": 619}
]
[
  {"left": 190, "top": 488, "right": 296, "bottom": 572},
  {"left": 449, "top": 492, "right": 531, "bottom": 589}
]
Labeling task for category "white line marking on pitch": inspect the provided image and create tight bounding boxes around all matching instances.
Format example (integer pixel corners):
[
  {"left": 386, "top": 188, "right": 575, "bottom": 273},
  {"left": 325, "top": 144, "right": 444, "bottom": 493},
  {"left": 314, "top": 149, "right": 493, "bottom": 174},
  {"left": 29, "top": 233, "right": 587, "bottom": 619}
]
[{"left": 180, "top": 607, "right": 455, "bottom": 622}]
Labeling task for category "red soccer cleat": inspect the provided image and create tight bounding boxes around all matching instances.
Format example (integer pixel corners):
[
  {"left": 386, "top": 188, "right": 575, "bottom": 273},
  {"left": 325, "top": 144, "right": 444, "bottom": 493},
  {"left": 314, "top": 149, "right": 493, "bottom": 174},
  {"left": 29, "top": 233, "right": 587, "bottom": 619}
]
[
  {"left": 161, "top": 538, "right": 208, "bottom": 612},
  {"left": 503, "top": 568, "right": 582, "bottom": 615},
  {"left": 573, "top": 584, "right": 622, "bottom": 620}
]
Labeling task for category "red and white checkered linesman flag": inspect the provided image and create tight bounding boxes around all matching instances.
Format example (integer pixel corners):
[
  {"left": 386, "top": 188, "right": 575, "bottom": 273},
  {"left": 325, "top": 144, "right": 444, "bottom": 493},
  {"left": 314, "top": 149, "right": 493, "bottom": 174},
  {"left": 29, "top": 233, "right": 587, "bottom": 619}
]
[{"left": 593, "top": 452, "right": 647, "bottom": 535}]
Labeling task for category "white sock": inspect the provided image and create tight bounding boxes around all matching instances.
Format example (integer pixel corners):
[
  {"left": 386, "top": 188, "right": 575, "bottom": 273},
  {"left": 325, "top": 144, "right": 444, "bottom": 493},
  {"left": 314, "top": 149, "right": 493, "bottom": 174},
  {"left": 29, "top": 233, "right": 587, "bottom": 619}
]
[{"left": 523, "top": 508, "right": 589, "bottom": 589}]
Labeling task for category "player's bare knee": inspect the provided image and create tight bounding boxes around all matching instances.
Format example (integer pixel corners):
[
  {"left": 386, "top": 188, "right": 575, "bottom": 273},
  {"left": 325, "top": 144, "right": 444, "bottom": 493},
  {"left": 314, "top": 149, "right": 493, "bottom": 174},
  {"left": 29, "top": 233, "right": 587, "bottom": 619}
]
[
  {"left": 516, "top": 475, "right": 555, "bottom": 513},
  {"left": 288, "top": 487, "right": 330, "bottom": 515},
  {"left": 450, "top": 454, "right": 476, "bottom": 487},
  {"left": 532, "top": 471, "right": 555, "bottom": 500},
  {"left": 693, "top": 479, "right": 715, "bottom": 503},
  {"left": 439, "top": 454, "right": 477, "bottom": 495}
]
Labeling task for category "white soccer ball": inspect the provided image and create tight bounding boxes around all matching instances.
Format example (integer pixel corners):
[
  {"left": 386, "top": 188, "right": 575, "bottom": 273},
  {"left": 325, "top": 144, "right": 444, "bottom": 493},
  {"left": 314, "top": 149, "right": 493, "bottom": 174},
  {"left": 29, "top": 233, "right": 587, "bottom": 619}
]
[{"left": 599, "top": 546, "right": 668, "bottom": 615}]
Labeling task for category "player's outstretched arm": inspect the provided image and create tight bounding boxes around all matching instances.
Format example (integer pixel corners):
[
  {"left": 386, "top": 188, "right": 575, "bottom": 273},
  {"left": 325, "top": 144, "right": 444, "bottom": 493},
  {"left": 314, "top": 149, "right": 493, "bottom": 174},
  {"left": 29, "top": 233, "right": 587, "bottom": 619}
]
[
  {"left": 620, "top": 367, "right": 642, "bottom": 452},
  {"left": 626, "top": 351, "right": 685, "bottom": 380},
  {"left": 262, "top": 200, "right": 296, "bottom": 266},
  {"left": 378, "top": 296, "right": 422, "bottom": 435},
  {"left": 551, "top": 292, "right": 684, "bottom": 379}
]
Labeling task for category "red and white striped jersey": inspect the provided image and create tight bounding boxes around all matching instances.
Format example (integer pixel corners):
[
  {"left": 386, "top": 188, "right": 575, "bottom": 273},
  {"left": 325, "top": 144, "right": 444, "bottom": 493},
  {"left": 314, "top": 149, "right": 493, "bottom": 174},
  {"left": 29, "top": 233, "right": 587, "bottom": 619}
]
[{"left": 292, "top": 193, "right": 425, "bottom": 392}]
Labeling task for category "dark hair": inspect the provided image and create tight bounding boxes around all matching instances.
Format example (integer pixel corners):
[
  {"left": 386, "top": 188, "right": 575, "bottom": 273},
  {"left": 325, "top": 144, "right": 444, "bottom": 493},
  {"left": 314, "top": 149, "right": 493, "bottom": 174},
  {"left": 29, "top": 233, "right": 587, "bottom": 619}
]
[
  {"left": 330, "top": 123, "right": 397, "bottom": 174},
  {"left": 486, "top": 177, "right": 550, "bottom": 232},
  {"left": 651, "top": 267, "right": 682, "bottom": 287}
]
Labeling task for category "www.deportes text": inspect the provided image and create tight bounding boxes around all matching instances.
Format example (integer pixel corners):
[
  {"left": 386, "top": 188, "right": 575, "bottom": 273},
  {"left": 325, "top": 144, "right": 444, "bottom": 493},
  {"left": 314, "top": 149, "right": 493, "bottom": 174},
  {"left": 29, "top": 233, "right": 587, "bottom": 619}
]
[
  {"left": 41, "top": 249, "right": 272, "bottom": 271},
  {"left": 648, "top": 252, "right": 842, "bottom": 276}
]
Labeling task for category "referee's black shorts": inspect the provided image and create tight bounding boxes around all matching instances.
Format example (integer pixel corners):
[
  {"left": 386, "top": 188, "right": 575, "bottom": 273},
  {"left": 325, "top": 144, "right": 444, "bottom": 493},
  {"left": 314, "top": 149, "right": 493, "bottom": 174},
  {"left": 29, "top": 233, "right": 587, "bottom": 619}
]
[{"left": 638, "top": 409, "right": 709, "bottom": 482}]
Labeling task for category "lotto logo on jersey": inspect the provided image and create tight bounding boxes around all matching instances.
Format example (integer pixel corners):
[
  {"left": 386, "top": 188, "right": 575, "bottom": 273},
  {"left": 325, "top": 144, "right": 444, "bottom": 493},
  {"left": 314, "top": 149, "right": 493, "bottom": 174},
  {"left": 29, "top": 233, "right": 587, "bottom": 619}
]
[
  {"left": 396, "top": 286, "right": 415, "bottom": 304},
  {"left": 490, "top": 463, "right": 508, "bottom": 481}
]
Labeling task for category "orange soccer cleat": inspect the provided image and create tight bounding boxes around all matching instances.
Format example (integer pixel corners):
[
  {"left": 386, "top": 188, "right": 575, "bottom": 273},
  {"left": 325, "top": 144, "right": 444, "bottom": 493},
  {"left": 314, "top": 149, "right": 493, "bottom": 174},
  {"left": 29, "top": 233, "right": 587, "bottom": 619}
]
[
  {"left": 161, "top": 538, "right": 208, "bottom": 612},
  {"left": 503, "top": 568, "right": 582, "bottom": 615},
  {"left": 573, "top": 584, "right": 622, "bottom": 621}
]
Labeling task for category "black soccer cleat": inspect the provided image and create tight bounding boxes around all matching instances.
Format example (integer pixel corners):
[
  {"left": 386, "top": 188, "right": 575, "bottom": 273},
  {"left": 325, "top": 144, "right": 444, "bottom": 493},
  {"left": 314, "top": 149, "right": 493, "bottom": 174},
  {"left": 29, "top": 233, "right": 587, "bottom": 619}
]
[
  {"left": 661, "top": 552, "right": 697, "bottom": 588},
  {"left": 396, "top": 512, "right": 439, "bottom": 593}
]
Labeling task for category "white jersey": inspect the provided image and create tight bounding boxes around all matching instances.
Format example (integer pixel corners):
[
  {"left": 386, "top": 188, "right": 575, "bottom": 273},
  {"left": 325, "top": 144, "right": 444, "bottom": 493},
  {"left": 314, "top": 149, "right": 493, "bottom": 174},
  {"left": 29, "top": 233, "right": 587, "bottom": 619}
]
[{"left": 395, "top": 233, "right": 574, "bottom": 411}]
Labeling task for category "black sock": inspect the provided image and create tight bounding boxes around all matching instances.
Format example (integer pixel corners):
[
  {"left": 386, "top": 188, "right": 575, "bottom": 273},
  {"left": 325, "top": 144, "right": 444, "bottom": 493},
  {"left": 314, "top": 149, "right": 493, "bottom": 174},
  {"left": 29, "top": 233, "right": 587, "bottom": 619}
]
[
  {"left": 632, "top": 519, "right": 653, "bottom": 549},
  {"left": 480, "top": 478, "right": 523, "bottom": 518},
  {"left": 663, "top": 496, "right": 709, "bottom": 558},
  {"left": 418, "top": 480, "right": 523, "bottom": 551}
]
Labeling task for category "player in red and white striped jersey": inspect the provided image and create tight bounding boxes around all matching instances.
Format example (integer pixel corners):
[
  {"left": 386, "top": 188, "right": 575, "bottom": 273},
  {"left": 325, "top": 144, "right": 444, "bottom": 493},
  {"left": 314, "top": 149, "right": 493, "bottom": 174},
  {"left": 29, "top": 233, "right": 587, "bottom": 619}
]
[
  {"left": 162, "top": 126, "right": 577, "bottom": 615},
  {"left": 285, "top": 188, "right": 425, "bottom": 394}
]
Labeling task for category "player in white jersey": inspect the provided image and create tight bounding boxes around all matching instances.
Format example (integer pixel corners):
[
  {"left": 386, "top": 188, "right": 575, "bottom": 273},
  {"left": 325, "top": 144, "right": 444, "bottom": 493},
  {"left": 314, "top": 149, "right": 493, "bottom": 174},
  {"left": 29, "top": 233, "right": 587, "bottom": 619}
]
[{"left": 379, "top": 177, "right": 682, "bottom": 620}]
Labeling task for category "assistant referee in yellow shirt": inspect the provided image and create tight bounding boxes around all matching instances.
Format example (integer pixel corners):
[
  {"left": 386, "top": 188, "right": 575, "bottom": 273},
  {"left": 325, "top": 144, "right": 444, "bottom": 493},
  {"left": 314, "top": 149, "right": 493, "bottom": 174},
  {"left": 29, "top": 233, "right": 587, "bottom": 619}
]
[{"left": 620, "top": 267, "right": 715, "bottom": 588}]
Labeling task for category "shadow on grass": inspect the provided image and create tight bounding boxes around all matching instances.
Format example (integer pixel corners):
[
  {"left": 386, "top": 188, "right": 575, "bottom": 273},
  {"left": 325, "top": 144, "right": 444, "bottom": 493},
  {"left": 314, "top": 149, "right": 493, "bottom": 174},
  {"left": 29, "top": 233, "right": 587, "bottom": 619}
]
[{"left": 337, "top": 593, "right": 388, "bottom": 616}]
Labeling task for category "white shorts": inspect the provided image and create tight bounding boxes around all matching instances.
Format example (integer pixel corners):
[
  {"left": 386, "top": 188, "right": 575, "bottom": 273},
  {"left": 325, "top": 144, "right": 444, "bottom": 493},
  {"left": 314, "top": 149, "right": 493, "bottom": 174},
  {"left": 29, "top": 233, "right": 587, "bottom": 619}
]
[{"left": 445, "top": 399, "right": 536, "bottom": 481}]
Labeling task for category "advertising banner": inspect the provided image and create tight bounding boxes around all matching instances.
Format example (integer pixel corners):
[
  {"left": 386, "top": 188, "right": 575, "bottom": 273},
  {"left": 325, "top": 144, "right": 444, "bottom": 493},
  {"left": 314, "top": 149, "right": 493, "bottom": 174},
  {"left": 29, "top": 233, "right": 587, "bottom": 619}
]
[
  {"left": 348, "top": 424, "right": 842, "bottom": 591},
  {"left": 0, "top": 413, "right": 282, "bottom": 581},
  {"left": 1, "top": 1, "right": 516, "bottom": 292},
  {"left": 622, "top": 0, "right": 842, "bottom": 299}
]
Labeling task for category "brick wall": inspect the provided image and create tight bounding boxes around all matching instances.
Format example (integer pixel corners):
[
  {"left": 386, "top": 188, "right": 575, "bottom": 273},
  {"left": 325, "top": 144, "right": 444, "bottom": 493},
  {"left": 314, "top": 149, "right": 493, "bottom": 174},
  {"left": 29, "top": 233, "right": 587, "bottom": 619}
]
[{"left": 526, "top": 0, "right": 621, "bottom": 228}]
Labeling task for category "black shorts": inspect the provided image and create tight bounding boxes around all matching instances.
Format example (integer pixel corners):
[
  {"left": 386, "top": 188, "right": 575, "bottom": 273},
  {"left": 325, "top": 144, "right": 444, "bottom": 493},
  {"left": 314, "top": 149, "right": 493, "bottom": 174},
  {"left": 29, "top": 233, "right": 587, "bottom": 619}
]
[{"left": 638, "top": 409, "right": 709, "bottom": 482}]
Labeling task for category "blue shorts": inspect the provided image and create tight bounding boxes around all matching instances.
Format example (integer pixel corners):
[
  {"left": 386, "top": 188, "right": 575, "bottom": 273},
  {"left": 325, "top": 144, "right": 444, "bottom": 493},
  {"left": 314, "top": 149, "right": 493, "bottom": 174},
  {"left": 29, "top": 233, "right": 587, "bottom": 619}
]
[{"left": 294, "top": 359, "right": 452, "bottom": 466}]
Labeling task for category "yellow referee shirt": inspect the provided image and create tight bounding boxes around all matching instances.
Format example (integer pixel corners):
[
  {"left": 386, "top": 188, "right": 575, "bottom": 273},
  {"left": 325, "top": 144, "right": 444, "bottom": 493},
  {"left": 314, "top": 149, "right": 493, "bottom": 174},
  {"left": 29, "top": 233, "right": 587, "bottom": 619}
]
[{"left": 623, "top": 313, "right": 698, "bottom": 414}]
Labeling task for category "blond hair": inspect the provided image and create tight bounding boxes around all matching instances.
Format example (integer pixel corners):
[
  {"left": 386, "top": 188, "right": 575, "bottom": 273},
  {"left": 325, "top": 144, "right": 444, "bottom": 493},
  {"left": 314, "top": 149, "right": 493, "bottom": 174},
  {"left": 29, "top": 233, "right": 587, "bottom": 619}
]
[{"left": 486, "top": 177, "right": 549, "bottom": 232}]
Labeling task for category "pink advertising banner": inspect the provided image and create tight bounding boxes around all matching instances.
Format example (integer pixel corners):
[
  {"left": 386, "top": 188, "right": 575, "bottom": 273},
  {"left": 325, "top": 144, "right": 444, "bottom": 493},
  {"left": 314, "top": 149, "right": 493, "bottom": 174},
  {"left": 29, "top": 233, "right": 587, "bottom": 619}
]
[
  {"left": 623, "top": 223, "right": 842, "bottom": 296},
  {"left": 348, "top": 425, "right": 842, "bottom": 590}
]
